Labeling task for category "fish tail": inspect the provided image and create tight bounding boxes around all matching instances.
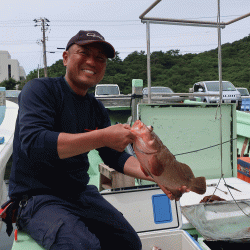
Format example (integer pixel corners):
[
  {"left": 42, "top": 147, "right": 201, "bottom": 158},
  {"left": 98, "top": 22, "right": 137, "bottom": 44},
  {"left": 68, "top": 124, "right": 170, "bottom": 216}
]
[{"left": 190, "top": 177, "right": 206, "bottom": 194}]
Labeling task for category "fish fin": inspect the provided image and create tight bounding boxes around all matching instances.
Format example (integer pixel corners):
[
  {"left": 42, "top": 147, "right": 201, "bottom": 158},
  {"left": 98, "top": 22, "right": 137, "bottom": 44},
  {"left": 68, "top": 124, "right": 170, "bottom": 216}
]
[
  {"left": 190, "top": 177, "right": 206, "bottom": 194},
  {"left": 149, "top": 155, "right": 164, "bottom": 176}
]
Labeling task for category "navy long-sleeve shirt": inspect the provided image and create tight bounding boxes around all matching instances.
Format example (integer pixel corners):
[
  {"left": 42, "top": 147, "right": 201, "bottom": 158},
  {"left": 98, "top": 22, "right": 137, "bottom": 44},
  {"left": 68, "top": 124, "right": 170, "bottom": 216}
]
[{"left": 9, "top": 76, "right": 131, "bottom": 199}]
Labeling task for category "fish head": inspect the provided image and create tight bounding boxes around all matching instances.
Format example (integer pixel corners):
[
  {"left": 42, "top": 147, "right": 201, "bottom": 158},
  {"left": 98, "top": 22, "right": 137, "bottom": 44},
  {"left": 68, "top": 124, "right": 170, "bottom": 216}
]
[{"left": 131, "top": 120, "right": 161, "bottom": 154}]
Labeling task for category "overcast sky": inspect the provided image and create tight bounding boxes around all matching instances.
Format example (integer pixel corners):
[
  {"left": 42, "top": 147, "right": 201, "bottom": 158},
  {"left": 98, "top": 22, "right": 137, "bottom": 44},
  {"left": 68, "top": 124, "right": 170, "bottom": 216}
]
[{"left": 1, "top": 0, "right": 249, "bottom": 75}]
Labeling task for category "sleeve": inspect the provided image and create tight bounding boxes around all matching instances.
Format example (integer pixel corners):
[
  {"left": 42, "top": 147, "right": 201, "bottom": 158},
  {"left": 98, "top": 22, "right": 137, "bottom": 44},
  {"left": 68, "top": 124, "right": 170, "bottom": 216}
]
[
  {"left": 94, "top": 98, "right": 132, "bottom": 173},
  {"left": 18, "top": 78, "right": 60, "bottom": 162},
  {"left": 98, "top": 147, "right": 132, "bottom": 174}
]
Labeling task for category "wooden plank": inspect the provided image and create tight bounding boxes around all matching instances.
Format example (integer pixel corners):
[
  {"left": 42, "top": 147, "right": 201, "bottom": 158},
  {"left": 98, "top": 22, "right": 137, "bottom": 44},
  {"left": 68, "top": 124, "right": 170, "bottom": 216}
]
[{"left": 99, "top": 163, "right": 135, "bottom": 191}]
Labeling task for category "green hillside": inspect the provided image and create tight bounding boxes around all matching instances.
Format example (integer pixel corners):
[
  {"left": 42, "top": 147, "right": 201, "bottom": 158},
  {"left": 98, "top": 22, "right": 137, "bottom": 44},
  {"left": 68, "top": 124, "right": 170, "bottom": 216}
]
[{"left": 25, "top": 34, "right": 250, "bottom": 94}]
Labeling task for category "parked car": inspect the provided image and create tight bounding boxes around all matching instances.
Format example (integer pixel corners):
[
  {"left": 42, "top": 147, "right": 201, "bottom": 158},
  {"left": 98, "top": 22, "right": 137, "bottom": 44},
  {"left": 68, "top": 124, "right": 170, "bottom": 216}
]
[
  {"left": 236, "top": 87, "right": 250, "bottom": 98},
  {"left": 236, "top": 88, "right": 250, "bottom": 111},
  {"left": 142, "top": 86, "right": 184, "bottom": 104},
  {"left": 95, "top": 84, "right": 121, "bottom": 97},
  {"left": 192, "top": 81, "right": 242, "bottom": 108},
  {"left": 142, "top": 86, "right": 175, "bottom": 97}
]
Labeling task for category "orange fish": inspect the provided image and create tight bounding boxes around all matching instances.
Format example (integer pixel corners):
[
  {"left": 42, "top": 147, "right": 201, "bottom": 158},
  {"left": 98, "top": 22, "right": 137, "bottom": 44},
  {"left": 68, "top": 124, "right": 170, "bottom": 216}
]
[{"left": 131, "top": 120, "right": 206, "bottom": 198}]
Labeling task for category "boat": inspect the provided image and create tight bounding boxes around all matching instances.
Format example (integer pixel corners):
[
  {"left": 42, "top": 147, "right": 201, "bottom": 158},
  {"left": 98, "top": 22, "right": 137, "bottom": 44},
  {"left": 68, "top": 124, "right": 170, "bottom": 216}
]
[
  {"left": 1, "top": 86, "right": 250, "bottom": 249},
  {"left": 2, "top": 1, "right": 250, "bottom": 248},
  {"left": 0, "top": 89, "right": 19, "bottom": 249},
  {"left": 0, "top": 92, "right": 19, "bottom": 217}
]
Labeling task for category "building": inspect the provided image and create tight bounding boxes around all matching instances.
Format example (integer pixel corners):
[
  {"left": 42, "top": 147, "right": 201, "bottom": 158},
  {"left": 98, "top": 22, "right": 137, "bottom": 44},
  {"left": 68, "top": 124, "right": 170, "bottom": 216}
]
[{"left": 0, "top": 51, "right": 26, "bottom": 83}]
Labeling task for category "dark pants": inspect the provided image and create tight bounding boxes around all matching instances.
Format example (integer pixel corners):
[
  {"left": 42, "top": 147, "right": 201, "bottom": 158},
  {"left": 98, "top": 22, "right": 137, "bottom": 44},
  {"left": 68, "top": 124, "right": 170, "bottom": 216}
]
[{"left": 17, "top": 185, "right": 142, "bottom": 250}]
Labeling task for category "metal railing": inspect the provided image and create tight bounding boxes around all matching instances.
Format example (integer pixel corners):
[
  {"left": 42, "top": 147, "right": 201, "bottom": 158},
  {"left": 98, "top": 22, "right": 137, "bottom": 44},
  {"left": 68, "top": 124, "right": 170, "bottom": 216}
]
[{"left": 139, "top": 0, "right": 250, "bottom": 104}]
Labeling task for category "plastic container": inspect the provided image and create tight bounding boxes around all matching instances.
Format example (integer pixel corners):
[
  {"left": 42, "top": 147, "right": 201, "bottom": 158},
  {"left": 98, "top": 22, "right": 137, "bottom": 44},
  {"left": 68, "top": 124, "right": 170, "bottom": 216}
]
[
  {"left": 237, "top": 157, "right": 250, "bottom": 183},
  {"left": 102, "top": 186, "right": 204, "bottom": 250}
]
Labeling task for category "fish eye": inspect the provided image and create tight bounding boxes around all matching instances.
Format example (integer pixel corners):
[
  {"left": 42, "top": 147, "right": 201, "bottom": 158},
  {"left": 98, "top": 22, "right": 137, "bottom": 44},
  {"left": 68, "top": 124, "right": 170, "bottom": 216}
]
[{"left": 147, "top": 125, "right": 153, "bottom": 132}]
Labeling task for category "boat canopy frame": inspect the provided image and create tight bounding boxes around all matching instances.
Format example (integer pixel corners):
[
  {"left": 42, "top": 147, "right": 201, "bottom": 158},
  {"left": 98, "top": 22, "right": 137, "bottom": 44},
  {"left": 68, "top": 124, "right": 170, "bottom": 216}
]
[
  {"left": 139, "top": 0, "right": 250, "bottom": 104},
  {"left": 139, "top": 0, "right": 250, "bottom": 217}
]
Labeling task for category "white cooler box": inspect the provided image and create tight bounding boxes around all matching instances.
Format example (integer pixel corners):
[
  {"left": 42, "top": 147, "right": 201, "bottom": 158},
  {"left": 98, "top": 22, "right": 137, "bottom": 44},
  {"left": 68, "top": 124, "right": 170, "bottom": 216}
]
[{"left": 102, "top": 185, "right": 204, "bottom": 250}]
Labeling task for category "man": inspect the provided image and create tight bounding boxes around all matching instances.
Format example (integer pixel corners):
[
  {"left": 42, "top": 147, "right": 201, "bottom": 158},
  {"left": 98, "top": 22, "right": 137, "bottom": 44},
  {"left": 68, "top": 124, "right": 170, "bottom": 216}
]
[{"left": 8, "top": 30, "right": 188, "bottom": 250}]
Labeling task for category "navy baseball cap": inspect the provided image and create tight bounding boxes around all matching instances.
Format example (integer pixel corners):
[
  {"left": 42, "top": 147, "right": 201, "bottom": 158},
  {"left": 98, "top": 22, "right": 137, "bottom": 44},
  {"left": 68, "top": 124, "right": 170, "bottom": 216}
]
[{"left": 66, "top": 30, "right": 115, "bottom": 58}]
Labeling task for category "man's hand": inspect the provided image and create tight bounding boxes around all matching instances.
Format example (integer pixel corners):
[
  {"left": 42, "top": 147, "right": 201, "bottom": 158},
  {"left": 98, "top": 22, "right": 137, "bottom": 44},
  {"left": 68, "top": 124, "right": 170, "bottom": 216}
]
[
  {"left": 158, "top": 183, "right": 190, "bottom": 201},
  {"left": 101, "top": 124, "right": 135, "bottom": 152}
]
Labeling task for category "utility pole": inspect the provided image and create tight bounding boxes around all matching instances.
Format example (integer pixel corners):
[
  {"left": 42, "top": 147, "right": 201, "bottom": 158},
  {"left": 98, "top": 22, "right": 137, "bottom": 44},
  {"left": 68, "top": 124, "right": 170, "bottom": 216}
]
[{"left": 34, "top": 18, "right": 50, "bottom": 77}]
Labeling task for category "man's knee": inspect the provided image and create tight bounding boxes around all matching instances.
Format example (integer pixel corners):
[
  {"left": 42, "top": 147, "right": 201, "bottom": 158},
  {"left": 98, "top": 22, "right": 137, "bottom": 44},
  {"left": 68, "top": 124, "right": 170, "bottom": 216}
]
[
  {"left": 50, "top": 218, "right": 102, "bottom": 250},
  {"left": 50, "top": 235, "right": 101, "bottom": 250},
  {"left": 124, "top": 232, "right": 142, "bottom": 250}
]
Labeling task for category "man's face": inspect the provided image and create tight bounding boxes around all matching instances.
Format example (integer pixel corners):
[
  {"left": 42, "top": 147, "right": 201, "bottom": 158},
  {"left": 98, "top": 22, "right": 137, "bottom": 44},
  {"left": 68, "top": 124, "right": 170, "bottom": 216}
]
[{"left": 63, "top": 43, "right": 107, "bottom": 94}]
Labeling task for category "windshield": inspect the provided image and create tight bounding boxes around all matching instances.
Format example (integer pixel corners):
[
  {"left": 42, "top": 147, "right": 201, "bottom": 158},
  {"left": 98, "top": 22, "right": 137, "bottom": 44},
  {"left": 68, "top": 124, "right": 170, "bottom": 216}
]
[
  {"left": 205, "top": 81, "right": 236, "bottom": 91},
  {"left": 237, "top": 88, "right": 249, "bottom": 96},
  {"left": 96, "top": 86, "right": 119, "bottom": 95},
  {"left": 144, "top": 87, "right": 174, "bottom": 94}
]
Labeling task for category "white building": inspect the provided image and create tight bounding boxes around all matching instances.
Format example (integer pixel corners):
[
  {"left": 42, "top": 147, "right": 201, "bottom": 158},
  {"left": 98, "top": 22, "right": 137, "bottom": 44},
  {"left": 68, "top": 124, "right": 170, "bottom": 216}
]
[{"left": 0, "top": 51, "right": 26, "bottom": 82}]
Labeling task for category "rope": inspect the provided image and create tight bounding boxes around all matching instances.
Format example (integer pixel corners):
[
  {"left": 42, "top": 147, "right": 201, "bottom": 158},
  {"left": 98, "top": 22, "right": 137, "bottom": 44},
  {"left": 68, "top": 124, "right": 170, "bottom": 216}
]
[{"left": 174, "top": 138, "right": 237, "bottom": 157}]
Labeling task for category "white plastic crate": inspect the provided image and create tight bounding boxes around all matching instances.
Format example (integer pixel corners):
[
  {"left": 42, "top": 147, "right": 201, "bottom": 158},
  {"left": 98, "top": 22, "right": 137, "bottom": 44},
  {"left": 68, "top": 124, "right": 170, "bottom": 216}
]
[{"left": 140, "top": 230, "right": 202, "bottom": 250}]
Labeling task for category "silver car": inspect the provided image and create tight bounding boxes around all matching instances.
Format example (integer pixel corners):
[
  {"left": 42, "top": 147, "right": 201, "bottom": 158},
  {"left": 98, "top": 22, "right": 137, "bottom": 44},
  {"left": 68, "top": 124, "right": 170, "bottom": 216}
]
[
  {"left": 236, "top": 87, "right": 250, "bottom": 98},
  {"left": 142, "top": 86, "right": 174, "bottom": 97},
  {"left": 192, "top": 81, "right": 241, "bottom": 108}
]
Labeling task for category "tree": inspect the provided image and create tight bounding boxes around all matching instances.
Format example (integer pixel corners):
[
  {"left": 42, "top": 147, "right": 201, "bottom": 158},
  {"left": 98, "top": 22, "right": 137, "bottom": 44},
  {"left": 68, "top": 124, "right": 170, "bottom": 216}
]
[
  {"left": 0, "top": 78, "right": 19, "bottom": 90},
  {"left": 23, "top": 34, "right": 250, "bottom": 94}
]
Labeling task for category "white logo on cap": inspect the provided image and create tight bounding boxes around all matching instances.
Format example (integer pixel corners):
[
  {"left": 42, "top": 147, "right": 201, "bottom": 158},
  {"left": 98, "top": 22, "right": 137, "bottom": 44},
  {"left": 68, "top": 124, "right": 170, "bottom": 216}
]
[{"left": 87, "top": 33, "right": 104, "bottom": 40}]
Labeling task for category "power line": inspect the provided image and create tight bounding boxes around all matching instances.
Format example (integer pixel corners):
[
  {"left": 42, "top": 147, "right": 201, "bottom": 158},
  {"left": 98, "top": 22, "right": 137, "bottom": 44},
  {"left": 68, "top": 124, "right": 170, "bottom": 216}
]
[
  {"left": 0, "top": 14, "right": 243, "bottom": 23},
  {"left": 0, "top": 14, "right": 246, "bottom": 27}
]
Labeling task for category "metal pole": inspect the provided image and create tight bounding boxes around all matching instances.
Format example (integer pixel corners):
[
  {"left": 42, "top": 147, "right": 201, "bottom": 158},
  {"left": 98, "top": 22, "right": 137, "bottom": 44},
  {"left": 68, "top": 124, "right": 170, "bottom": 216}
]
[
  {"left": 225, "top": 12, "right": 250, "bottom": 25},
  {"left": 146, "top": 21, "right": 151, "bottom": 104},
  {"left": 139, "top": 0, "right": 162, "bottom": 19},
  {"left": 42, "top": 19, "right": 48, "bottom": 77},
  {"left": 217, "top": 0, "right": 222, "bottom": 104},
  {"left": 140, "top": 1, "right": 249, "bottom": 29},
  {"left": 217, "top": 0, "right": 224, "bottom": 179}
]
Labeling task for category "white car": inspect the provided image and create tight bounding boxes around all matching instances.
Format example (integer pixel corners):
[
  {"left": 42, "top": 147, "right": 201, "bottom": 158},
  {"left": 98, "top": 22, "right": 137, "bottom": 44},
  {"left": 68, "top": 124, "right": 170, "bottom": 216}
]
[
  {"left": 95, "top": 84, "right": 120, "bottom": 97},
  {"left": 192, "top": 81, "right": 241, "bottom": 108}
]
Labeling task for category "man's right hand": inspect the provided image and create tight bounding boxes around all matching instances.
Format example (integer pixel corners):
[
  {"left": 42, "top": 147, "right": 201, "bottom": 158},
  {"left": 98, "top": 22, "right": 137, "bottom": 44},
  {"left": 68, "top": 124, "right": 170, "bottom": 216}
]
[
  {"left": 101, "top": 124, "right": 135, "bottom": 152},
  {"left": 58, "top": 124, "right": 135, "bottom": 159}
]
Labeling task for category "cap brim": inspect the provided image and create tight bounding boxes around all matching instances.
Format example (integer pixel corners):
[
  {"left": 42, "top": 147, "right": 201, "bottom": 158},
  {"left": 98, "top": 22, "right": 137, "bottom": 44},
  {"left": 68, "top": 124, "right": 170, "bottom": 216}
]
[{"left": 75, "top": 40, "right": 115, "bottom": 58}]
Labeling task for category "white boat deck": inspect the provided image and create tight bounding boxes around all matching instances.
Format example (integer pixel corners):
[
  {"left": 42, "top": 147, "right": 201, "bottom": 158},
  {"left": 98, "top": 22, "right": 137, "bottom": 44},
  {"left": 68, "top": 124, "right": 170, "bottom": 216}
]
[{"left": 0, "top": 100, "right": 19, "bottom": 231}]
